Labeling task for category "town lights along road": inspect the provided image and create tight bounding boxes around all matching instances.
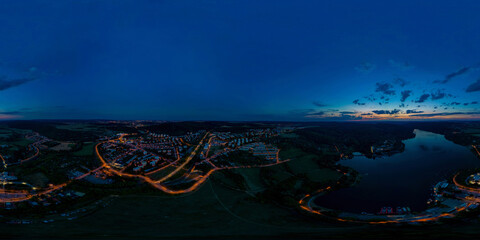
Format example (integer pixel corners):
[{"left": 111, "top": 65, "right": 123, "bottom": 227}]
[
  {"left": 4, "top": 128, "right": 289, "bottom": 201},
  {"left": 0, "top": 165, "right": 102, "bottom": 203},
  {"left": 154, "top": 132, "right": 210, "bottom": 184},
  {"left": 0, "top": 136, "right": 103, "bottom": 203},
  {"left": 472, "top": 145, "right": 480, "bottom": 158},
  {"left": 298, "top": 168, "right": 473, "bottom": 224},
  {"left": 95, "top": 132, "right": 291, "bottom": 195}
]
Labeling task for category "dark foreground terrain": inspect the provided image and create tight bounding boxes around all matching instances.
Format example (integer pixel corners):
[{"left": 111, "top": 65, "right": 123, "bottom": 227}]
[{"left": 1, "top": 120, "right": 480, "bottom": 239}]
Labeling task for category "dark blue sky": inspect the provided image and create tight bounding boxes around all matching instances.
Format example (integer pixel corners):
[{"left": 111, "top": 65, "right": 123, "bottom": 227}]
[{"left": 0, "top": 0, "right": 479, "bottom": 120}]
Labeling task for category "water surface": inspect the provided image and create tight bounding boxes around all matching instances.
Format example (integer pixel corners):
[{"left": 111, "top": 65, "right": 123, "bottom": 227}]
[{"left": 315, "top": 129, "right": 480, "bottom": 213}]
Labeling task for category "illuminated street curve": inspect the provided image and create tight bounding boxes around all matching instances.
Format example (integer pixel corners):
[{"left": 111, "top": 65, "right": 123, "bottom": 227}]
[
  {"left": 298, "top": 169, "right": 472, "bottom": 224},
  {"left": 95, "top": 135, "right": 291, "bottom": 195}
]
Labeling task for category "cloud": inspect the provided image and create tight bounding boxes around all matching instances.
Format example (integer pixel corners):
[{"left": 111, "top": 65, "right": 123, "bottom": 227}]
[
  {"left": 393, "top": 77, "right": 408, "bottom": 87},
  {"left": 389, "top": 60, "right": 414, "bottom": 71},
  {"left": 305, "top": 113, "right": 362, "bottom": 120},
  {"left": 312, "top": 101, "right": 328, "bottom": 107},
  {"left": 281, "top": 109, "right": 325, "bottom": 120},
  {"left": 375, "top": 82, "right": 395, "bottom": 95},
  {"left": 435, "top": 66, "right": 470, "bottom": 84},
  {"left": 0, "top": 111, "right": 21, "bottom": 115},
  {"left": 406, "top": 109, "right": 424, "bottom": 114},
  {"left": 304, "top": 109, "right": 363, "bottom": 120},
  {"left": 353, "top": 99, "right": 366, "bottom": 105},
  {"left": 355, "top": 62, "right": 376, "bottom": 73},
  {"left": 372, "top": 109, "right": 401, "bottom": 115},
  {"left": 338, "top": 114, "right": 362, "bottom": 120},
  {"left": 409, "top": 111, "right": 480, "bottom": 117},
  {"left": 466, "top": 78, "right": 480, "bottom": 92},
  {"left": 364, "top": 95, "right": 376, "bottom": 102},
  {"left": 289, "top": 109, "right": 318, "bottom": 115},
  {"left": 309, "top": 111, "right": 325, "bottom": 116},
  {"left": 0, "top": 115, "right": 20, "bottom": 120},
  {"left": 400, "top": 90, "right": 412, "bottom": 102},
  {"left": 0, "top": 77, "right": 36, "bottom": 91},
  {"left": 0, "top": 110, "right": 22, "bottom": 119},
  {"left": 430, "top": 90, "right": 446, "bottom": 100},
  {"left": 414, "top": 94, "right": 430, "bottom": 103}
]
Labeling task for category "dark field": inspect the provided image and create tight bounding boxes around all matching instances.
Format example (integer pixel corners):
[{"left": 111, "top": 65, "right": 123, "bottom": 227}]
[{"left": 2, "top": 120, "right": 480, "bottom": 239}]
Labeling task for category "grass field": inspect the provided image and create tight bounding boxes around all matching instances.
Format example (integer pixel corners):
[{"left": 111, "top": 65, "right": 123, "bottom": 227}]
[
  {"left": 73, "top": 142, "right": 95, "bottom": 156},
  {"left": 50, "top": 142, "right": 73, "bottom": 151},
  {"left": 0, "top": 133, "right": 12, "bottom": 139},
  {"left": 463, "top": 128, "right": 480, "bottom": 134},
  {"left": 223, "top": 146, "right": 341, "bottom": 193},
  {"left": 4, "top": 175, "right": 477, "bottom": 239},
  {"left": 0, "top": 138, "right": 34, "bottom": 151},
  {"left": 147, "top": 165, "right": 181, "bottom": 180},
  {"left": 233, "top": 168, "right": 264, "bottom": 192},
  {"left": 280, "top": 133, "right": 299, "bottom": 138},
  {"left": 56, "top": 123, "right": 101, "bottom": 132},
  {"left": 305, "top": 168, "right": 342, "bottom": 182},
  {"left": 280, "top": 147, "right": 320, "bottom": 173},
  {"left": 1, "top": 177, "right": 351, "bottom": 239},
  {"left": 22, "top": 172, "right": 50, "bottom": 188}
]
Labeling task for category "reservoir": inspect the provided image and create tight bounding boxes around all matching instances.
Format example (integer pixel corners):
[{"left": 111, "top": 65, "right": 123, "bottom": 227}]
[{"left": 315, "top": 129, "right": 480, "bottom": 213}]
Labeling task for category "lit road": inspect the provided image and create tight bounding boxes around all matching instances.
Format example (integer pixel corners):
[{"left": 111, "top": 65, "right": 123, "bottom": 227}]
[
  {"left": 0, "top": 145, "right": 104, "bottom": 203},
  {"left": 298, "top": 168, "right": 473, "bottom": 224},
  {"left": 95, "top": 132, "right": 291, "bottom": 195},
  {"left": 154, "top": 132, "right": 210, "bottom": 183}
]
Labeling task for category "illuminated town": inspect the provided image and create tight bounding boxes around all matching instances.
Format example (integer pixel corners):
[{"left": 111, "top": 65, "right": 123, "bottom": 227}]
[{"left": 1, "top": 120, "right": 480, "bottom": 230}]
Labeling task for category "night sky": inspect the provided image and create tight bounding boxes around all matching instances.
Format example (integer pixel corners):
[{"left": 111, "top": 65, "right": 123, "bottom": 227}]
[{"left": 0, "top": 0, "right": 479, "bottom": 121}]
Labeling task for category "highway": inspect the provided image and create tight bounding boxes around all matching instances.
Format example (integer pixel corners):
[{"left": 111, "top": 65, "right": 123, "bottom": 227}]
[{"left": 154, "top": 132, "right": 210, "bottom": 183}]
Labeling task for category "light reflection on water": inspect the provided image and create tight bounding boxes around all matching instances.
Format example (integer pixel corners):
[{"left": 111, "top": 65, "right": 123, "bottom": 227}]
[{"left": 315, "top": 129, "right": 480, "bottom": 213}]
